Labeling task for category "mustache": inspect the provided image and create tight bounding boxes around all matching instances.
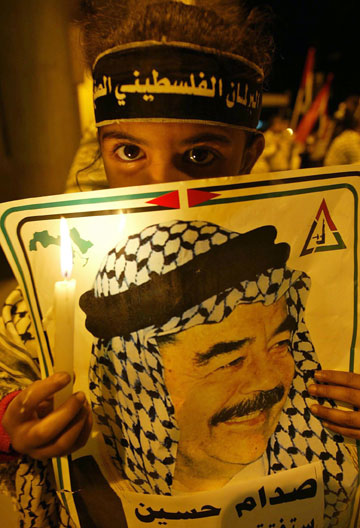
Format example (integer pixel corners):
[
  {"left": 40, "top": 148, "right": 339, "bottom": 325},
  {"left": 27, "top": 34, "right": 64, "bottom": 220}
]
[{"left": 210, "top": 384, "right": 285, "bottom": 427}]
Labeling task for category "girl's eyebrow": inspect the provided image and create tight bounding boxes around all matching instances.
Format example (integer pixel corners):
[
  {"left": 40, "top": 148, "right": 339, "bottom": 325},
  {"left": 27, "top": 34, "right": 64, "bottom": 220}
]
[
  {"left": 100, "top": 130, "right": 150, "bottom": 146},
  {"left": 179, "top": 133, "right": 232, "bottom": 146},
  {"left": 99, "top": 130, "right": 232, "bottom": 147}
]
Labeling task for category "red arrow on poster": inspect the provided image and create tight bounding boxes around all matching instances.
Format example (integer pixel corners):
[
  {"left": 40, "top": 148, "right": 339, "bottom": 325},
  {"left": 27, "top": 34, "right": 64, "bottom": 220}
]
[
  {"left": 147, "top": 191, "right": 180, "bottom": 209},
  {"left": 187, "top": 189, "right": 220, "bottom": 207}
]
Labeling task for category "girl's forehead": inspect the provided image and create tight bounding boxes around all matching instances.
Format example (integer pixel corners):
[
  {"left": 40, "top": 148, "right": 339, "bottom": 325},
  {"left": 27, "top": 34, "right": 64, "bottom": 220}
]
[{"left": 98, "top": 121, "right": 248, "bottom": 143}]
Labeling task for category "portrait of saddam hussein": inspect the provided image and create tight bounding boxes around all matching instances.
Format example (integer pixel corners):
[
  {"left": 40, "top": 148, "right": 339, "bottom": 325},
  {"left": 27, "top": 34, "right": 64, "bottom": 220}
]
[{"left": 80, "top": 219, "right": 357, "bottom": 523}]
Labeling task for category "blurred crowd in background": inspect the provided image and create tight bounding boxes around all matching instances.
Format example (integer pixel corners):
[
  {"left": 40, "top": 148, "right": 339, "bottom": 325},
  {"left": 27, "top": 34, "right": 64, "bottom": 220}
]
[
  {"left": 253, "top": 94, "right": 360, "bottom": 174},
  {"left": 253, "top": 48, "right": 360, "bottom": 174}
]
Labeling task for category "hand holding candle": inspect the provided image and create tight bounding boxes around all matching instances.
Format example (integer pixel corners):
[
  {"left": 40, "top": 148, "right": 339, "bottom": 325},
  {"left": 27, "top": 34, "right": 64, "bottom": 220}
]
[
  {"left": 53, "top": 217, "right": 76, "bottom": 408},
  {"left": 2, "top": 217, "right": 92, "bottom": 460}
]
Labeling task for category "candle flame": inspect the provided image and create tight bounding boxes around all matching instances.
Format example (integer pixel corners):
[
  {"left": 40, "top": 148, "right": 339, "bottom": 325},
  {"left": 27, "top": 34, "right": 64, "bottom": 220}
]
[{"left": 60, "top": 217, "right": 73, "bottom": 278}]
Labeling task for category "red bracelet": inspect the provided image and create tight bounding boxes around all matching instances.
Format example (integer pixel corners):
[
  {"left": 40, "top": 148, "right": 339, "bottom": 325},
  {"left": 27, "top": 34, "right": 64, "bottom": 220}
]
[{"left": 0, "top": 390, "right": 22, "bottom": 461}]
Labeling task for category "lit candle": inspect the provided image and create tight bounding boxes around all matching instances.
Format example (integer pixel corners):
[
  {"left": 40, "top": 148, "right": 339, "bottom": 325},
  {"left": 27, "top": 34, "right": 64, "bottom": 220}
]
[{"left": 53, "top": 217, "right": 76, "bottom": 408}]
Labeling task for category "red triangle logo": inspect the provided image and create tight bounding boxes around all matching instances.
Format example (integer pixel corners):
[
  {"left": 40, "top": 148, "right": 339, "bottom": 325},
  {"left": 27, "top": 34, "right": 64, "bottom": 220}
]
[
  {"left": 187, "top": 189, "right": 220, "bottom": 207},
  {"left": 315, "top": 198, "right": 337, "bottom": 229},
  {"left": 147, "top": 191, "right": 180, "bottom": 209},
  {"left": 300, "top": 198, "right": 346, "bottom": 256}
]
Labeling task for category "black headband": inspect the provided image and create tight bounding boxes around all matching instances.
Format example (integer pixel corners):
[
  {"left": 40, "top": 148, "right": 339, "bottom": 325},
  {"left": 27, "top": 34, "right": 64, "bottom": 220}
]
[
  {"left": 80, "top": 226, "right": 289, "bottom": 340},
  {"left": 92, "top": 41, "right": 264, "bottom": 131}
]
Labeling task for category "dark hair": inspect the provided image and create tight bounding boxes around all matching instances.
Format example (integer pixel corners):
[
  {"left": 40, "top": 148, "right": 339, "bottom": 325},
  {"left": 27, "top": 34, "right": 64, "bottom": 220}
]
[{"left": 78, "top": 0, "right": 274, "bottom": 77}]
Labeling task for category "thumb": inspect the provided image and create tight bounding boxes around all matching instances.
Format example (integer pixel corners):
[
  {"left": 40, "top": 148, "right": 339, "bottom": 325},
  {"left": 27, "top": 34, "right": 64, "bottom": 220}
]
[{"left": 10, "top": 372, "right": 71, "bottom": 421}]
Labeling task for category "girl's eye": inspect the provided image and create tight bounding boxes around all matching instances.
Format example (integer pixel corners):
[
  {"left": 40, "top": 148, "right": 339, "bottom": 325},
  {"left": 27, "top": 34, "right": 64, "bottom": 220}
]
[
  {"left": 185, "top": 148, "right": 216, "bottom": 165},
  {"left": 115, "top": 144, "right": 144, "bottom": 161}
]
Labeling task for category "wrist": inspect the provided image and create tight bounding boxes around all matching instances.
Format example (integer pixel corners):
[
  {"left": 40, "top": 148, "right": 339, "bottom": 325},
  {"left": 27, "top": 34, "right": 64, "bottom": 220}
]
[{"left": 0, "top": 390, "right": 22, "bottom": 461}]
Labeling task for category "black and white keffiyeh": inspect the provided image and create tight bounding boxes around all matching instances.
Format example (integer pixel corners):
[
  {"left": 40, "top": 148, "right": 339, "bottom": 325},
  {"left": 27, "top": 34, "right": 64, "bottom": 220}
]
[{"left": 83, "top": 220, "right": 358, "bottom": 527}]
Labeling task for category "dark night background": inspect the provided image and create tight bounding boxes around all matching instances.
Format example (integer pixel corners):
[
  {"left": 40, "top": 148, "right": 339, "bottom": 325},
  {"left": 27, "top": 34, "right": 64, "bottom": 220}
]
[{"left": 249, "top": 0, "right": 359, "bottom": 114}]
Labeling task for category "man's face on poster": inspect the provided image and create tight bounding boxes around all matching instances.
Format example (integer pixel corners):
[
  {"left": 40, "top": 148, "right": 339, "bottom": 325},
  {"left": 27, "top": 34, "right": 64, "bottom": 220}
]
[{"left": 159, "top": 296, "right": 295, "bottom": 474}]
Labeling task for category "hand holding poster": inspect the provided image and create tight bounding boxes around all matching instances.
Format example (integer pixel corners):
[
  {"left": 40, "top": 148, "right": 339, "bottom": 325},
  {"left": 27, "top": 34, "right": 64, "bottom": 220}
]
[{"left": 0, "top": 165, "right": 359, "bottom": 527}]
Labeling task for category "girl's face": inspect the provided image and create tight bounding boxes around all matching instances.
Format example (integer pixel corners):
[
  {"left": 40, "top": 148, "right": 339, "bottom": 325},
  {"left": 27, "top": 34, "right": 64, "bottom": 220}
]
[{"left": 99, "top": 122, "right": 264, "bottom": 188}]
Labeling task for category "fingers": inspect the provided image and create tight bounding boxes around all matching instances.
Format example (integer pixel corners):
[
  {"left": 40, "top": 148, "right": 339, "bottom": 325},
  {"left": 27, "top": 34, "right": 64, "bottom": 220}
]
[
  {"left": 322, "top": 424, "right": 360, "bottom": 439},
  {"left": 30, "top": 401, "right": 93, "bottom": 459},
  {"left": 71, "top": 400, "right": 93, "bottom": 452},
  {"left": 23, "top": 391, "right": 88, "bottom": 448},
  {"left": 10, "top": 372, "right": 72, "bottom": 420},
  {"left": 35, "top": 399, "right": 53, "bottom": 419},
  {"left": 308, "top": 382, "right": 360, "bottom": 408},
  {"left": 310, "top": 404, "right": 360, "bottom": 439},
  {"left": 314, "top": 370, "right": 360, "bottom": 390},
  {"left": 309, "top": 370, "right": 360, "bottom": 407},
  {"left": 310, "top": 404, "right": 360, "bottom": 429},
  {"left": 3, "top": 373, "right": 93, "bottom": 459},
  {"left": 309, "top": 369, "right": 360, "bottom": 440}
]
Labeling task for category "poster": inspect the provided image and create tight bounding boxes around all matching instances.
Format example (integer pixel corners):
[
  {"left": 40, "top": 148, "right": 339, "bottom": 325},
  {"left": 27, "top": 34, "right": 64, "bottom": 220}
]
[{"left": 0, "top": 165, "right": 359, "bottom": 528}]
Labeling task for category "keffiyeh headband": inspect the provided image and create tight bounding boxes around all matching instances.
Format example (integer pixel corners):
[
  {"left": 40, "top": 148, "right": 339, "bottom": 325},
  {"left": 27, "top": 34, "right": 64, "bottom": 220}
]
[{"left": 80, "top": 220, "right": 357, "bottom": 527}]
